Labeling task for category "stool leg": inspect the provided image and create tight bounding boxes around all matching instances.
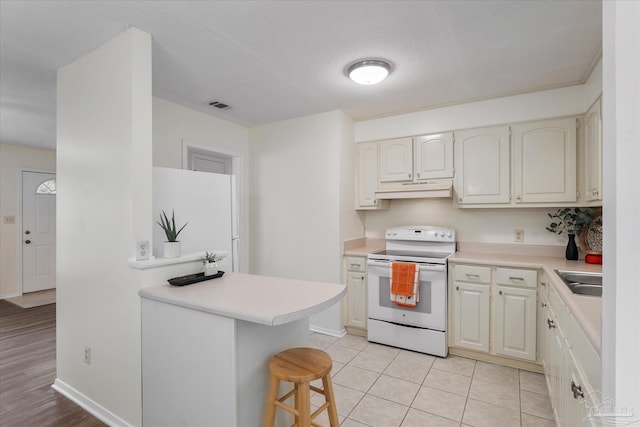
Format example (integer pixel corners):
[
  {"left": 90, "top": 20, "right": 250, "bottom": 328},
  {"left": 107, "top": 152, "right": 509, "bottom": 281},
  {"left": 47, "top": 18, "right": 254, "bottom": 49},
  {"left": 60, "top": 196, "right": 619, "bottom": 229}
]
[
  {"left": 264, "top": 376, "right": 280, "bottom": 427},
  {"left": 296, "top": 382, "right": 311, "bottom": 427},
  {"left": 322, "top": 375, "right": 340, "bottom": 427}
]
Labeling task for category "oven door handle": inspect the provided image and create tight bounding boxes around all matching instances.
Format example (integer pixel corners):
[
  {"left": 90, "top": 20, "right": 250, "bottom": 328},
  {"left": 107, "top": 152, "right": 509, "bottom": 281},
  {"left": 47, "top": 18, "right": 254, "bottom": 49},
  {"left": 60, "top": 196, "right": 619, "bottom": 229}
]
[{"left": 367, "top": 260, "right": 446, "bottom": 272}]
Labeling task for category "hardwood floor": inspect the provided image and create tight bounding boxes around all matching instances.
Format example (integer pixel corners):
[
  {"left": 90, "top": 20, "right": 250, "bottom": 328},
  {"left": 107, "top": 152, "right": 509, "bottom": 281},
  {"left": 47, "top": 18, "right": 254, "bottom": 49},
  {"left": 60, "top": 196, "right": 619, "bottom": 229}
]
[{"left": 0, "top": 300, "right": 106, "bottom": 427}]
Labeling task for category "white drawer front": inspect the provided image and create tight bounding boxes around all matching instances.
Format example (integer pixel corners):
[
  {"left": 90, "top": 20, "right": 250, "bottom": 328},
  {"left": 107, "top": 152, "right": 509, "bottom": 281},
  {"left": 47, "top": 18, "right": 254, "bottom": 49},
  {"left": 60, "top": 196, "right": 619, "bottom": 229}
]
[
  {"left": 496, "top": 268, "right": 537, "bottom": 288},
  {"left": 453, "top": 264, "right": 491, "bottom": 284},
  {"left": 346, "top": 256, "right": 367, "bottom": 272}
]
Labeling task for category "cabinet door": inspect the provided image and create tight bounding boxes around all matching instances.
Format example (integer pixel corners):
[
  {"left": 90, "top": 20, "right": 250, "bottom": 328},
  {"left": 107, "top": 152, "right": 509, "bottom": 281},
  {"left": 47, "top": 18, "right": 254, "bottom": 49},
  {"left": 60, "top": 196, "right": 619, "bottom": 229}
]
[
  {"left": 356, "top": 142, "right": 380, "bottom": 207},
  {"left": 454, "top": 126, "right": 510, "bottom": 204},
  {"left": 543, "top": 304, "right": 564, "bottom": 424},
  {"left": 453, "top": 282, "right": 490, "bottom": 352},
  {"left": 495, "top": 286, "right": 537, "bottom": 361},
  {"left": 513, "top": 117, "right": 577, "bottom": 203},
  {"left": 346, "top": 271, "right": 367, "bottom": 329},
  {"left": 379, "top": 138, "right": 413, "bottom": 183},
  {"left": 584, "top": 99, "right": 602, "bottom": 202},
  {"left": 414, "top": 132, "right": 453, "bottom": 180}
]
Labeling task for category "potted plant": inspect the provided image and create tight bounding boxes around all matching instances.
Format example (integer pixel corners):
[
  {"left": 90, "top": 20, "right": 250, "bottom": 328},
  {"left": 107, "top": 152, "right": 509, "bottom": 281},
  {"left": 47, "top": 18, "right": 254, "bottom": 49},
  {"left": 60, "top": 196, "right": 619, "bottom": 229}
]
[
  {"left": 202, "top": 252, "right": 224, "bottom": 276},
  {"left": 156, "top": 210, "right": 188, "bottom": 258},
  {"left": 545, "top": 207, "right": 596, "bottom": 260}
]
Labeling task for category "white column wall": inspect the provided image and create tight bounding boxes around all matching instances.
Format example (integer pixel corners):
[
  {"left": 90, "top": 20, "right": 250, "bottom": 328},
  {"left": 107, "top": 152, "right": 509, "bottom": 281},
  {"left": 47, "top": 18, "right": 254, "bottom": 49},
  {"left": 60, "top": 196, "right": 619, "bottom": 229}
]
[
  {"left": 56, "top": 28, "right": 152, "bottom": 426},
  {"left": 249, "top": 110, "right": 358, "bottom": 334},
  {"left": 602, "top": 0, "right": 640, "bottom": 419},
  {"left": 0, "top": 143, "right": 56, "bottom": 297}
]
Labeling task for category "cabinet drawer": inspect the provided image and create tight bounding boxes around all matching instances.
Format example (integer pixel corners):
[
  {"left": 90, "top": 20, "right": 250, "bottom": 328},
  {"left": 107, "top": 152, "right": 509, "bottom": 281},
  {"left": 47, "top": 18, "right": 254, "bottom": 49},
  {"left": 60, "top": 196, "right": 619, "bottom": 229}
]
[
  {"left": 346, "top": 256, "right": 367, "bottom": 272},
  {"left": 453, "top": 264, "right": 491, "bottom": 283},
  {"left": 496, "top": 268, "right": 537, "bottom": 288}
]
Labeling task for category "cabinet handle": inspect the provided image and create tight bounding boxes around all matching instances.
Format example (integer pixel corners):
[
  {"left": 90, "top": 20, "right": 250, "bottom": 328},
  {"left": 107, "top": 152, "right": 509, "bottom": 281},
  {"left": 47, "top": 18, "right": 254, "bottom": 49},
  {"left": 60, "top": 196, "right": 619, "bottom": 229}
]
[
  {"left": 361, "top": 276, "right": 365, "bottom": 280},
  {"left": 466, "top": 273, "right": 480, "bottom": 279},
  {"left": 374, "top": 200, "right": 378, "bottom": 205},
  {"left": 499, "top": 290, "right": 503, "bottom": 295},
  {"left": 458, "top": 198, "right": 463, "bottom": 203},
  {"left": 350, "top": 264, "right": 360, "bottom": 268},
  {"left": 516, "top": 196, "right": 521, "bottom": 202},
  {"left": 408, "top": 173, "right": 412, "bottom": 178},
  {"left": 509, "top": 276, "right": 524, "bottom": 281},
  {"left": 541, "top": 281, "right": 547, "bottom": 286},
  {"left": 571, "top": 381, "right": 584, "bottom": 399},
  {"left": 456, "top": 286, "right": 459, "bottom": 291},
  {"left": 417, "top": 172, "right": 420, "bottom": 178},
  {"left": 541, "top": 302, "right": 547, "bottom": 308},
  {"left": 547, "top": 318, "right": 556, "bottom": 329}
]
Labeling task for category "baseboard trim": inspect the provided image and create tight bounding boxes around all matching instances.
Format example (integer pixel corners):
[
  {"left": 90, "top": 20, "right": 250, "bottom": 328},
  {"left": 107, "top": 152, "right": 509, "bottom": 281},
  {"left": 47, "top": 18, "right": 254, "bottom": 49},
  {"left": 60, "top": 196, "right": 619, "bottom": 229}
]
[
  {"left": 309, "top": 325, "right": 347, "bottom": 338},
  {"left": 0, "top": 292, "right": 21, "bottom": 300},
  {"left": 52, "top": 378, "right": 132, "bottom": 427}
]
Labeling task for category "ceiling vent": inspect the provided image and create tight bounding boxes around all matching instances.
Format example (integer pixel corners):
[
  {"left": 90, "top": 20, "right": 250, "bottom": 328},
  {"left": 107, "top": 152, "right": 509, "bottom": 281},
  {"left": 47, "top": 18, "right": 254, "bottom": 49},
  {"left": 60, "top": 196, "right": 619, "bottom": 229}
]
[{"left": 208, "top": 100, "right": 231, "bottom": 110}]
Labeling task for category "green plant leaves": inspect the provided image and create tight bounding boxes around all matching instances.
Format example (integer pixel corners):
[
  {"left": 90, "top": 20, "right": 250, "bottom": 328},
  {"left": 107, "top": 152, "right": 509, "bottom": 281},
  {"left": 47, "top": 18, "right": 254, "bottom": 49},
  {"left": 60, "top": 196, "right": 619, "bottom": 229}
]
[{"left": 156, "top": 209, "right": 188, "bottom": 242}]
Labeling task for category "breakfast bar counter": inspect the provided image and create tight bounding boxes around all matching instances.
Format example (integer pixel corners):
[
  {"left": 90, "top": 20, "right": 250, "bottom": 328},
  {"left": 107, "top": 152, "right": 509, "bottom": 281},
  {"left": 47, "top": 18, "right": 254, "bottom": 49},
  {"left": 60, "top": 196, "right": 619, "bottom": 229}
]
[{"left": 139, "top": 272, "right": 346, "bottom": 427}]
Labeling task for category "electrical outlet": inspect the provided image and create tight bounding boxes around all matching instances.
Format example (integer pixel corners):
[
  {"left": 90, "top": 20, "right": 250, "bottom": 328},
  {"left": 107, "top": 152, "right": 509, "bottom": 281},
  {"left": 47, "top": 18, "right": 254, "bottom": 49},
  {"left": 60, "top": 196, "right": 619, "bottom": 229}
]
[
  {"left": 136, "top": 240, "right": 150, "bottom": 261},
  {"left": 84, "top": 346, "right": 91, "bottom": 365},
  {"left": 514, "top": 229, "right": 524, "bottom": 243},
  {"left": 3, "top": 215, "right": 15, "bottom": 224}
]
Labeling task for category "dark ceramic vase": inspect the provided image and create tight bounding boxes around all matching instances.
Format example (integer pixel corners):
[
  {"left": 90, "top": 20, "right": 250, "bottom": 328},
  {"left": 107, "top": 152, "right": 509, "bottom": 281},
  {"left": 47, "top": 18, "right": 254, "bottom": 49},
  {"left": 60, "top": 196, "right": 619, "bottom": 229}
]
[{"left": 566, "top": 233, "right": 578, "bottom": 260}]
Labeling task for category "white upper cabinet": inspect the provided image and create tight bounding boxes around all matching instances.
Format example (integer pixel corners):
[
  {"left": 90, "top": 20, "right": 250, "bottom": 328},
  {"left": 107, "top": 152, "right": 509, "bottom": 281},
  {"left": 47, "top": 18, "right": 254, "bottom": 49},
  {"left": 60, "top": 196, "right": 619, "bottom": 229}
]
[
  {"left": 379, "top": 138, "right": 413, "bottom": 183},
  {"left": 584, "top": 99, "right": 602, "bottom": 202},
  {"left": 512, "top": 117, "right": 577, "bottom": 203},
  {"left": 356, "top": 142, "right": 388, "bottom": 210},
  {"left": 454, "top": 126, "right": 511, "bottom": 204},
  {"left": 414, "top": 133, "right": 454, "bottom": 180}
]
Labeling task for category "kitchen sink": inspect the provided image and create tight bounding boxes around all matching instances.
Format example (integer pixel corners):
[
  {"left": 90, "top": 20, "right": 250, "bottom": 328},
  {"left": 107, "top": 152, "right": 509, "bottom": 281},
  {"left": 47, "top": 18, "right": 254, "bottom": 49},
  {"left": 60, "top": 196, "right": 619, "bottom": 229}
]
[{"left": 555, "top": 270, "right": 602, "bottom": 297}]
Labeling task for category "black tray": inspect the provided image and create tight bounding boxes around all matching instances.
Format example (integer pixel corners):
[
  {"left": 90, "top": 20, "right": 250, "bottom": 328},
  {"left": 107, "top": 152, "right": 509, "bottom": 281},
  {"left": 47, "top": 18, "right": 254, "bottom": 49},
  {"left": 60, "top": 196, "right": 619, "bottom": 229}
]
[{"left": 168, "top": 271, "right": 225, "bottom": 286}]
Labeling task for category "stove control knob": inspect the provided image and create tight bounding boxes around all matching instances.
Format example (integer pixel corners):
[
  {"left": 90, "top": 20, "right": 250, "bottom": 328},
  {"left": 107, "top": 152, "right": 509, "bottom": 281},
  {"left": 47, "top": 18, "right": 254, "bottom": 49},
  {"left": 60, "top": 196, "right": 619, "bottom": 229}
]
[{"left": 447, "top": 231, "right": 453, "bottom": 238}]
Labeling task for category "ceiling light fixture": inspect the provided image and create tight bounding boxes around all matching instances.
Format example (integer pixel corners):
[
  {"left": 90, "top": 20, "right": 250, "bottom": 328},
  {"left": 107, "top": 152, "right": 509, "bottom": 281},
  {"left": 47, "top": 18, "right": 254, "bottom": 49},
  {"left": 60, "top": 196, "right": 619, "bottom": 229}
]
[{"left": 346, "top": 59, "right": 392, "bottom": 85}]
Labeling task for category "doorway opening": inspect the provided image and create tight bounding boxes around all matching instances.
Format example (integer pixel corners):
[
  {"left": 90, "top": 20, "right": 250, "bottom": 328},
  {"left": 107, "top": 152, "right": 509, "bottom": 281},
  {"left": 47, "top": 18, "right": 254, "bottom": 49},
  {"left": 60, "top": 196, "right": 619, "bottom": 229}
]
[
  {"left": 20, "top": 170, "right": 56, "bottom": 295},
  {"left": 182, "top": 140, "right": 245, "bottom": 272}
]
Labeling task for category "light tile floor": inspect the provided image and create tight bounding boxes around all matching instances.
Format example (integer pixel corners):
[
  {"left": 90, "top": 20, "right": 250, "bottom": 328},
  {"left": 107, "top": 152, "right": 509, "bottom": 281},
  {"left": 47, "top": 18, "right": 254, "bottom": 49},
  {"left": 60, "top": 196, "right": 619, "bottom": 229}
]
[{"left": 307, "top": 333, "right": 555, "bottom": 427}]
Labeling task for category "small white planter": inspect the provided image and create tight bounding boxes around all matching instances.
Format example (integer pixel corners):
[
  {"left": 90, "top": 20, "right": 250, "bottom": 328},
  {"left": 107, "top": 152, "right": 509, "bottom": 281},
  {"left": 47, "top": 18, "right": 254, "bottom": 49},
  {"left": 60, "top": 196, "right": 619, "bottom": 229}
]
[
  {"left": 163, "top": 241, "right": 182, "bottom": 259},
  {"left": 203, "top": 262, "right": 218, "bottom": 276}
]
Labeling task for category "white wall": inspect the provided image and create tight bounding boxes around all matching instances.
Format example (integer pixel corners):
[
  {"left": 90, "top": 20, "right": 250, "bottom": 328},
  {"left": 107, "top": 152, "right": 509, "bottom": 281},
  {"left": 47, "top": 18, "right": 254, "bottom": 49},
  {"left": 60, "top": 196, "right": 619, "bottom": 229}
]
[
  {"left": 602, "top": 1, "right": 640, "bottom": 419},
  {"left": 0, "top": 143, "right": 56, "bottom": 297},
  {"left": 249, "top": 110, "right": 360, "bottom": 334},
  {"left": 355, "top": 69, "right": 602, "bottom": 248},
  {"left": 152, "top": 97, "right": 250, "bottom": 271},
  {"left": 56, "top": 28, "right": 153, "bottom": 426}
]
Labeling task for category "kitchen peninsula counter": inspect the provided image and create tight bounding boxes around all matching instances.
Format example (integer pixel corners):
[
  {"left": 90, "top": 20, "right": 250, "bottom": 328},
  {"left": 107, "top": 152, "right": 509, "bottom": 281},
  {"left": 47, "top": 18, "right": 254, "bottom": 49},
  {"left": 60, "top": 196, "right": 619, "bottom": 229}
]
[
  {"left": 139, "top": 271, "right": 346, "bottom": 326},
  {"left": 140, "top": 272, "right": 346, "bottom": 427},
  {"left": 449, "top": 252, "right": 602, "bottom": 355}
]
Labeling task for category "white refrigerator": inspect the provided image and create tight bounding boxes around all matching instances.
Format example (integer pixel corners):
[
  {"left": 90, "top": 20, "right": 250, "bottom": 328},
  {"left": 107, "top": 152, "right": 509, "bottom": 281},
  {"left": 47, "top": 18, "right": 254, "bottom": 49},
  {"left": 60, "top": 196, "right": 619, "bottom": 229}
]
[{"left": 152, "top": 167, "right": 239, "bottom": 272}]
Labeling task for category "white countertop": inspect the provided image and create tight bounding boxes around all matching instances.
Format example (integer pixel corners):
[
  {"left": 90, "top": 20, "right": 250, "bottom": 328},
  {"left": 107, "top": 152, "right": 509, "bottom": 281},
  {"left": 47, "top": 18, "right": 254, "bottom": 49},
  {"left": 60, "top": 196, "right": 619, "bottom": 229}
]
[
  {"left": 139, "top": 272, "right": 346, "bottom": 326},
  {"left": 450, "top": 252, "right": 602, "bottom": 355}
]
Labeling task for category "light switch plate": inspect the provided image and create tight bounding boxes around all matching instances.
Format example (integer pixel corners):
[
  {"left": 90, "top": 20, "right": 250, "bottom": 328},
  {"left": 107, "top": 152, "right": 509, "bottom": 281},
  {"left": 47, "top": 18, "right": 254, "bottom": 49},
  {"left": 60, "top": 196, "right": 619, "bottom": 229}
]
[{"left": 136, "top": 240, "right": 150, "bottom": 261}]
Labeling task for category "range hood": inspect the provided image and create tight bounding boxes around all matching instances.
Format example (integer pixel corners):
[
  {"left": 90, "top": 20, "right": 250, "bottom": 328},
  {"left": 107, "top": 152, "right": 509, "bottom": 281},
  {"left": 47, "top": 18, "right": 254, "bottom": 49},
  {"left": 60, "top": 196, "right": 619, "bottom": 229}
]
[{"left": 375, "top": 181, "right": 453, "bottom": 200}]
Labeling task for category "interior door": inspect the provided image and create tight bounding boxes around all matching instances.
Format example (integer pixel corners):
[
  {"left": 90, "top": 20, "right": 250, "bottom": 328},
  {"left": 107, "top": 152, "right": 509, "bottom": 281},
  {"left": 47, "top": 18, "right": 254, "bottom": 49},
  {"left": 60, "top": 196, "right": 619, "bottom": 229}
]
[{"left": 22, "top": 171, "right": 56, "bottom": 293}]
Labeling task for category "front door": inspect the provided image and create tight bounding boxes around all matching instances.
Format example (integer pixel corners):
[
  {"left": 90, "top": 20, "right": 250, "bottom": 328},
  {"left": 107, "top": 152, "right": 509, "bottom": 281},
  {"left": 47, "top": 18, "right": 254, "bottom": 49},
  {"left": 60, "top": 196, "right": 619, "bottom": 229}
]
[{"left": 22, "top": 171, "right": 56, "bottom": 293}]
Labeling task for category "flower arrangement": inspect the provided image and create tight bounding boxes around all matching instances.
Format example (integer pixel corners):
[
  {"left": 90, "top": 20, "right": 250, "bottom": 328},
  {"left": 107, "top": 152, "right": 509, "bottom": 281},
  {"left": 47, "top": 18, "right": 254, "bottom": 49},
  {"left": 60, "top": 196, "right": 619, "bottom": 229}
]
[
  {"left": 202, "top": 252, "right": 224, "bottom": 264},
  {"left": 545, "top": 207, "right": 597, "bottom": 236}
]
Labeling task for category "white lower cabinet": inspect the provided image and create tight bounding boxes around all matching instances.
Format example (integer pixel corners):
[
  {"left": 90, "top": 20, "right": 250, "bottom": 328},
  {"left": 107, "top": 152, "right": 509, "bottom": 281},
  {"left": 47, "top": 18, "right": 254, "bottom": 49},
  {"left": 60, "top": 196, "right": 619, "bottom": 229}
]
[
  {"left": 450, "top": 263, "right": 537, "bottom": 363},
  {"left": 542, "top": 285, "right": 601, "bottom": 426},
  {"left": 453, "top": 282, "right": 490, "bottom": 352},
  {"left": 344, "top": 256, "right": 367, "bottom": 331},
  {"left": 495, "top": 285, "right": 537, "bottom": 361}
]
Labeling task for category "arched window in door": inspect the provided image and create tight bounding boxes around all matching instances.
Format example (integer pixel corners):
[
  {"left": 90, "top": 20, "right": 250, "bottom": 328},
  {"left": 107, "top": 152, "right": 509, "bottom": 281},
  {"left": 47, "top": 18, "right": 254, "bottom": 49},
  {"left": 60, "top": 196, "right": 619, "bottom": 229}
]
[{"left": 36, "top": 179, "right": 56, "bottom": 195}]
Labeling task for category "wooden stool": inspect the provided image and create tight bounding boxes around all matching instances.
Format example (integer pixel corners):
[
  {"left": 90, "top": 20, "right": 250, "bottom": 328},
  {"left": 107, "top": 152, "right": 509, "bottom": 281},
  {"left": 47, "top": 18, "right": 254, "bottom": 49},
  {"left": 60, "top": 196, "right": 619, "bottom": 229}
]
[{"left": 264, "top": 347, "right": 339, "bottom": 427}]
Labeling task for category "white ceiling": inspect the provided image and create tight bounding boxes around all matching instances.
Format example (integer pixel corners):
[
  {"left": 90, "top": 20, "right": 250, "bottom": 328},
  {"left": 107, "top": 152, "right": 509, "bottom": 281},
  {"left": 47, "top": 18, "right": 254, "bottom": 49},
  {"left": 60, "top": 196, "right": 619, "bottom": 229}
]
[{"left": 0, "top": 1, "right": 602, "bottom": 150}]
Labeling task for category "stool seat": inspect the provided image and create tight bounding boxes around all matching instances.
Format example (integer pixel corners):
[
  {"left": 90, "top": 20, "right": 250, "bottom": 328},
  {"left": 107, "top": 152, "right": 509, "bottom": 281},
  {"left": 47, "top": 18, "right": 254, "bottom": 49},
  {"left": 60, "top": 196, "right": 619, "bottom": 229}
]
[
  {"left": 269, "top": 347, "right": 332, "bottom": 383},
  {"left": 265, "top": 347, "right": 339, "bottom": 427}
]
